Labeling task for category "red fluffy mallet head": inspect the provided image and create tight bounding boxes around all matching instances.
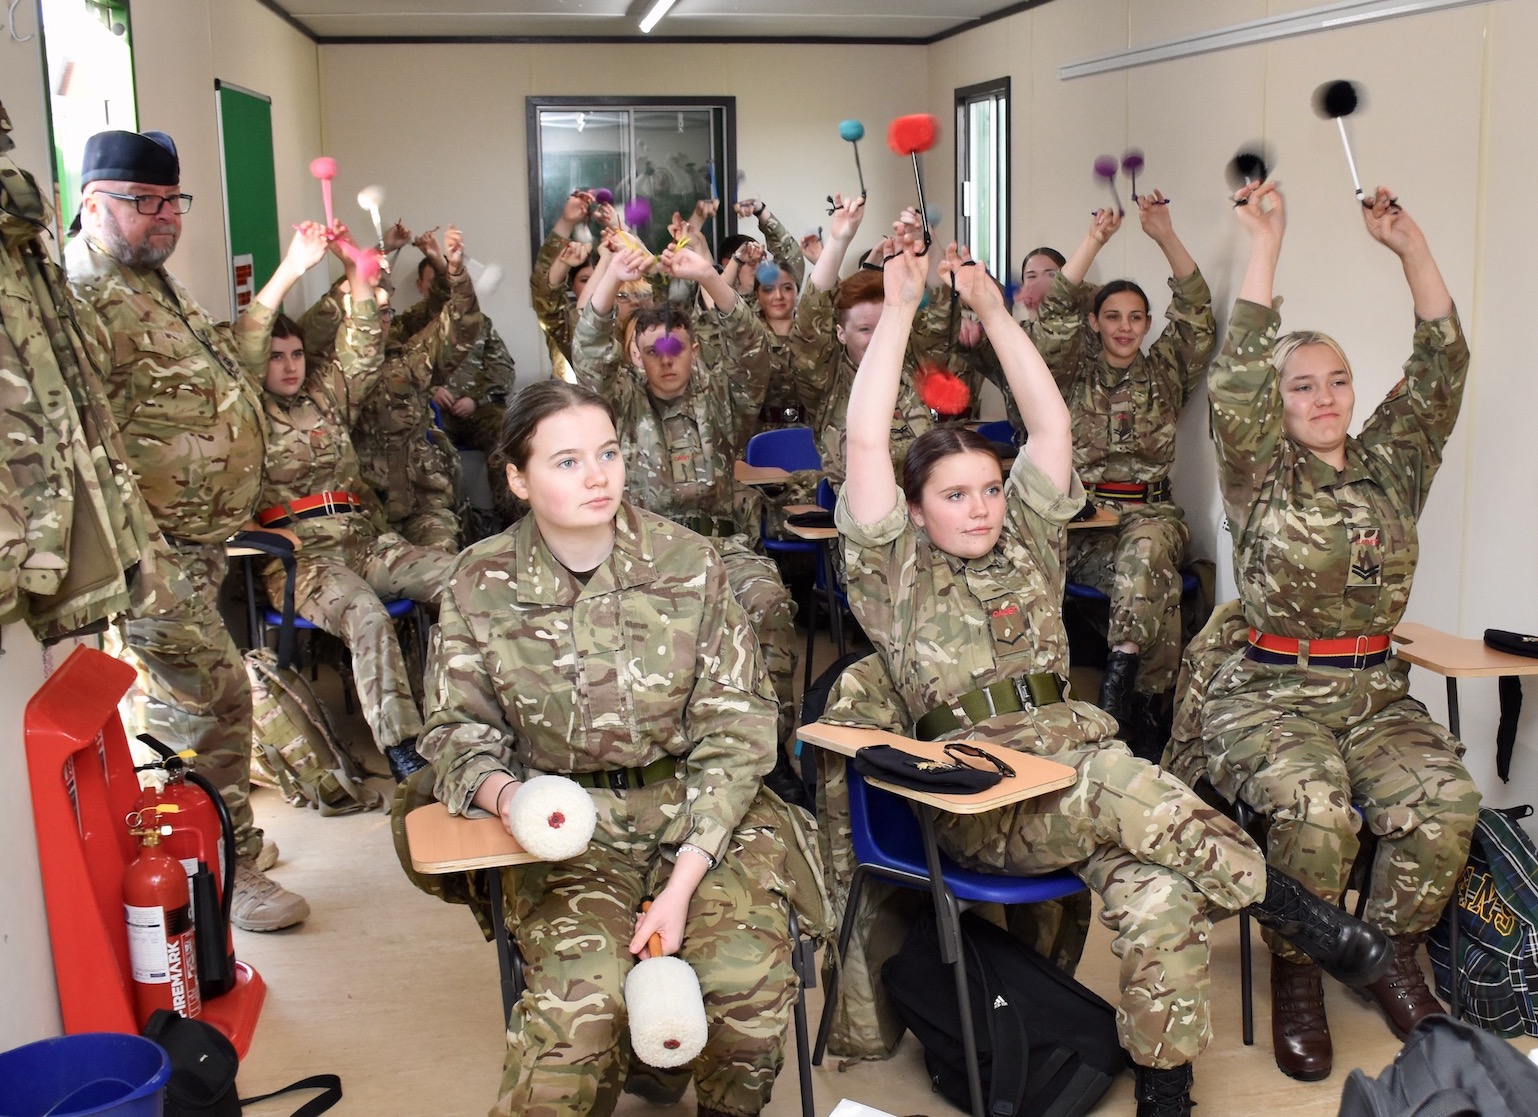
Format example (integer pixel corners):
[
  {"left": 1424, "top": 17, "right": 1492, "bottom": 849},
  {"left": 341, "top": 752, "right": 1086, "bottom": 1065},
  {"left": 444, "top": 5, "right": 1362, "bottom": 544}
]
[
  {"left": 309, "top": 156, "right": 337, "bottom": 181},
  {"left": 888, "top": 114, "right": 938, "bottom": 157},
  {"left": 916, "top": 363, "right": 971, "bottom": 418}
]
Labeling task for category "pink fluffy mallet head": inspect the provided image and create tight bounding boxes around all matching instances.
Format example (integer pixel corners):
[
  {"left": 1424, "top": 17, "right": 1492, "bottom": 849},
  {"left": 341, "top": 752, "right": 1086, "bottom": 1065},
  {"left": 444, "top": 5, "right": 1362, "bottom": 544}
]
[
  {"left": 1092, "top": 155, "right": 1123, "bottom": 215},
  {"left": 309, "top": 156, "right": 338, "bottom": 227}
]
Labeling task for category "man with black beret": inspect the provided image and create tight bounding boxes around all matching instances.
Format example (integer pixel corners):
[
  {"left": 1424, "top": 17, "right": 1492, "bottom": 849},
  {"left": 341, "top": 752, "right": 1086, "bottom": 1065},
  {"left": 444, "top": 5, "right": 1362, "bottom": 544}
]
[{"left": 65, "top": 129, "right": 308, "bottom": 932}]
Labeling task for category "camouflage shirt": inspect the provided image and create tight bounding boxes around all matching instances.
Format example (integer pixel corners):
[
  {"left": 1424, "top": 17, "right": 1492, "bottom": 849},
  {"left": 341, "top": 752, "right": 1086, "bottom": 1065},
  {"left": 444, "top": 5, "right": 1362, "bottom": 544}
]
[
  {"left": 835, "top": 453, "right": 1109, "bottom": 749},
  {"left": 235, "top": 298, "right": 389, "bottom": 552},
  {"left": 789, "top": 282, "right": 983, "bottom": 487},
  {"left": 572, "top": 298, "right": 772, "bottom": 533},
  {"left": 1209, "top": 298, "right": 1468, "bottom": 638},
  {"left": 64, "top": 233, "right": 266, "bottom": 543},
  {"left": 420, "top": 500, "right": 777, "bottom": 862},
  {"left": 530, "top": 230, "right": 578, "bottom": 379},
  {"left": 1035, "top": 268, "right": 1215, "bottom": 484}
]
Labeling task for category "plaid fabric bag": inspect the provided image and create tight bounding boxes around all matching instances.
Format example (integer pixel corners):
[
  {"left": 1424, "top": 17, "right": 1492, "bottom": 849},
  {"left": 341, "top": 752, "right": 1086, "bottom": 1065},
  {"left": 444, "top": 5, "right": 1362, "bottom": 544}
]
[{"left": 1428, "top": 806, "right": 1538, "bottom": 1037}]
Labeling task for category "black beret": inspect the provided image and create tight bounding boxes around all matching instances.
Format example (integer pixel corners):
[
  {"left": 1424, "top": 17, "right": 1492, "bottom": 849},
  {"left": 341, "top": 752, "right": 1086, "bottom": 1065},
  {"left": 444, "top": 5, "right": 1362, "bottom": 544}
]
[{"left": 81, "top": 129, "right": 180, "bottom": 187}]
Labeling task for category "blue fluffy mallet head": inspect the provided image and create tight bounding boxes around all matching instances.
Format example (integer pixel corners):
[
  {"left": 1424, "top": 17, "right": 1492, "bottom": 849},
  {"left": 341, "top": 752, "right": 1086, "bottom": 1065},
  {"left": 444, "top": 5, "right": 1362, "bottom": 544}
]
[
  {"left": 839, "top": 119, "right": 866, "bottom": 143},
  {"left": 924, "top": 203, "right": 943, "bottom": 227},
  {"left": 755, "top": 261, "right": 782, "bottom": 287}
]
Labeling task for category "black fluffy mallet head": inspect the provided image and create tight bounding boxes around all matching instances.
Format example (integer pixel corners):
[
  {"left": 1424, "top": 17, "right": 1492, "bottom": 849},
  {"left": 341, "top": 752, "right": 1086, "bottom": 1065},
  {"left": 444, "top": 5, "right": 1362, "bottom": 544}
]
[
  {"left": 1313, "top": 80, "right": 1361, "bottom": 120},
  {"left": 1226, "top": 145, "right": 1274, "bottom": 207}
]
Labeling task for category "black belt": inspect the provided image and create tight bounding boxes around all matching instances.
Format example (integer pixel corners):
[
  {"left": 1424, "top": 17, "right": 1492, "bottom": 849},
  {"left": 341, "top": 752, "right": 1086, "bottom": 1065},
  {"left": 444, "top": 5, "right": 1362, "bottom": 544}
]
[
  {"left": 1088, "top": 479, "right": 1170, "bottom": 504},
  {"left": 570, "top": 756, "right": 677, "bottom": 792},
  {"left": 914, "top": 673, "right": 1067, "bottom": 741},
  {"left": 684, "top": 515, "right": 737, "bottom": 539}
]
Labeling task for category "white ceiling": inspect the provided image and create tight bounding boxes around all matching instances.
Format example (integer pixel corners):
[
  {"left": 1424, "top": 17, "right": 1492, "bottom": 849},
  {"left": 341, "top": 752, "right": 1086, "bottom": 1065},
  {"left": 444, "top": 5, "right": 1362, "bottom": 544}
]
[{"left": 261, "top": 0, "right": 1046, "bottom": 43}]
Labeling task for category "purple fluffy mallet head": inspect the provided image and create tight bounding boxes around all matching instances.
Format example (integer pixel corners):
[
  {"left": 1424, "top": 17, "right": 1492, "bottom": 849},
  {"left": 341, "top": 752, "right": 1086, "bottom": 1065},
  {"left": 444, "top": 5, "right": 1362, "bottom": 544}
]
[
  {"left": 652, "top": 334, "right": 685, "bottom": 358},
  {"left": 624, "top": 197, "right": 652, "bottom": 228},
  {"left": 1121, "top": 148, "right": 1145, "bottom": 202},
  {"left": 593, "top": 187, "right": 614, "bottom": 205},
  {"left": 1092, "top": 155, "right": 1123, "bottom": 214}
]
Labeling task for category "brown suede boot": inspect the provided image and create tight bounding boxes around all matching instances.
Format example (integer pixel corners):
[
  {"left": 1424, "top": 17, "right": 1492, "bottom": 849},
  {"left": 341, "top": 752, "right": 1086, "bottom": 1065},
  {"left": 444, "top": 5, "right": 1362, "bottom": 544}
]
[
  {"left": 1362, "top": 932, "right": 1445, "bottom": 1038},
  {"left": 1271, "top": 956, "right": 1332, "bottom": 1082}
]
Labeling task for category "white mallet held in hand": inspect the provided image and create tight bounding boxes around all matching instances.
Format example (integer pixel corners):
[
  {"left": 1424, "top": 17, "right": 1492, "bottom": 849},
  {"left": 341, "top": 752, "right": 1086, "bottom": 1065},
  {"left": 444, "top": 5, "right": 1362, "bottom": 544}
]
[
  {"left": 625, "top": 902, "right": 708, "bottom": 1069},
  {"left": 506, "top": 775, "right": 596, "bottom": 861}
]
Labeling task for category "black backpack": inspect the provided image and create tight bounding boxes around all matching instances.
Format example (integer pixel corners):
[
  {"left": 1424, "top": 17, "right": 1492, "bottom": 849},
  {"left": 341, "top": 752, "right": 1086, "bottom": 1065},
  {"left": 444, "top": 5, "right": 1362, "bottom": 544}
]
[
  {"left": 1428, "top": 805, "right": 1538, "bottom": 1037},
  {"left": 1337, "top": 1014, "right": 1538, "bottom": 1116},
  {"left": 884, "top": 908, "right": 1124, "bottom": 1117}
]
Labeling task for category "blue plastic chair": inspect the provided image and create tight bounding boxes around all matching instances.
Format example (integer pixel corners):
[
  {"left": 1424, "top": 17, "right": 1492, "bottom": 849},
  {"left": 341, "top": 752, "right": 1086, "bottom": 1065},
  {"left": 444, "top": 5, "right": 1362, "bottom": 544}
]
[
  {"left": 745, "top": 427, "right": 822, "bottom": 566},
  {"left": 802, "top": 479, "right": 852, "bottom": 688},
  {"left": 812, "top": 756, "right": 1087, "bottom": 1117},
  {"left": 974, "top": 418, "right": 1023, "bottom": 449}
]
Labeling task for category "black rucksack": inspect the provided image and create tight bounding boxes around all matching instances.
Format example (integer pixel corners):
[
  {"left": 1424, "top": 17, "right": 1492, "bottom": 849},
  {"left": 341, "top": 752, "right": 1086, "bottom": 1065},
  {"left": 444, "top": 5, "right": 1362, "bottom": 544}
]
[
  {"left": 1428, "top": 805, "right": 1538, "bottom": 1037},
  {"left": 884, "top": 908, "right": 1124, "bottom": 1117},
  {"left": 1337, "top": 1014, "right": 1538, "bottom": 1116}
]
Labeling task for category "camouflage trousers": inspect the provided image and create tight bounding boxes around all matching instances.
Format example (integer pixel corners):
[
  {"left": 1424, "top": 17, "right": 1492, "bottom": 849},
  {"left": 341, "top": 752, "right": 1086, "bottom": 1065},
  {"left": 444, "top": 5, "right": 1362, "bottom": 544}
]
[
  {"left": 496, "top": 779, "right": 796, "bottom": 1117},
  {"left": 718, "top": 537, "right": 798, "bottom": 752},
  {"left": 938, "top": 712, "right": 1266, "bottom": 1068},
  {"left": 365, "top": 432, "right": 462, "bottom": 553},
  {"left": 1066, "top": 503, "right": 1189, "bottom": 694},
  {"left": 104, "top": 541, "right": 262, "bottom": 860},
  {"left": 1200, "top": 655, "right": 1479, "bottom": 962},
  {"left": 263, "top": 531, "right": 453, "bottom": 753}
]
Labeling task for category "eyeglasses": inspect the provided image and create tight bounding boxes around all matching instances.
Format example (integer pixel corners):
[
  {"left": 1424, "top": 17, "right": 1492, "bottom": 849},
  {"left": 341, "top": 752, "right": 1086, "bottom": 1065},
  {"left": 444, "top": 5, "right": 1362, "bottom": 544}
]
[
  {"left": 94, "top": 190, "right": 194, "bottom": 216},
  {"left": 943, "top": 741, "right": 1016, "bottom": 779}
]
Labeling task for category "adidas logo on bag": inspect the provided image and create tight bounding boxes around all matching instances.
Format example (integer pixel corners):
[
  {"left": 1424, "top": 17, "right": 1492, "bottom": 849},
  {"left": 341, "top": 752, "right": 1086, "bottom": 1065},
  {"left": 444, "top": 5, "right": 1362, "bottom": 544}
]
[{"left": 993, "top": 995, "right": 1008, "bottom": 1009}]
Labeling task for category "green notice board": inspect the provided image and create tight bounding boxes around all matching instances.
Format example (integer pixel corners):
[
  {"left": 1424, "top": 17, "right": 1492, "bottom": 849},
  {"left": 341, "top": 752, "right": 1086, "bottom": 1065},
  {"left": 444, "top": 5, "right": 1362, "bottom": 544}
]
[{"left": 215, "top": 81, "right": 279, "bottom": 318}]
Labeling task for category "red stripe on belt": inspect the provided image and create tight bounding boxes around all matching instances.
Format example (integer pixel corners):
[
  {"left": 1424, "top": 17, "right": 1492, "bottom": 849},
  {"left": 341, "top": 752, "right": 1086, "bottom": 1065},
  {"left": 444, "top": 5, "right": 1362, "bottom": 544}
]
[
  {"left": 256, "top": 490, "right": 362, "bottom": 527},
  {"left": 1247, "top": 629, "right": 1392, "bottom": 656}
]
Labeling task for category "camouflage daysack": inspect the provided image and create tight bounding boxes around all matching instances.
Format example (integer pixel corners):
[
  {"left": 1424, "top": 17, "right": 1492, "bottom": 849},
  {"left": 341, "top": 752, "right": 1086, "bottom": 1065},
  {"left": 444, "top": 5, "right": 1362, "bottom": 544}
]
[{"left": 243, "top": 649, "right": 383, "bottom": 815}]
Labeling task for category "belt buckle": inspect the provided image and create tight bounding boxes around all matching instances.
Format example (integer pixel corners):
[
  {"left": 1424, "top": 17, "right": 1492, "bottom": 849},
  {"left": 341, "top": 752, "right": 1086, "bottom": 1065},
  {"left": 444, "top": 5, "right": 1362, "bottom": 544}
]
[
  {"left": 606, "top": 769, "right": 628, "bottom": 792},
  {"left": 1010, "top": 677, "right": 1037, "bottom": 713}
]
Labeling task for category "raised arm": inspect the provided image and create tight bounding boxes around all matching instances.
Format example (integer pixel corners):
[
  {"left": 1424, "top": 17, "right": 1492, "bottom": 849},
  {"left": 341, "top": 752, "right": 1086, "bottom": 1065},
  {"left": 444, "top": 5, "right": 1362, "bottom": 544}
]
[
  {"left": 1361, "top": 186, "right": 1453, "bottom": 321},
  {"left": 1137, "top": 190, "right": 1195, "bottom": 281},
  {"left": 1061, "top": 208, "right": 1121, "bottom": 285},
  {"left": 234, "top": 220, "right": 331, "bottom": 376},
  {"left": 946, "top": 245, "right": 1072, "bottom": 493},
  {"left": 1234, "top": 181, "right": 1284, "bottom": 306},
  {"left": 843, "top": 236, "right": 927, "bottom": 526},
  {"left": 807, "top": 194, "right": 865, "bottom": 293}
]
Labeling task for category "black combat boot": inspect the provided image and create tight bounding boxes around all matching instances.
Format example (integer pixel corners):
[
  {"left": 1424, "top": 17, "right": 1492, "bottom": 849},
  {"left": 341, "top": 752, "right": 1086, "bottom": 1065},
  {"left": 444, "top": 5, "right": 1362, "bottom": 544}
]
[
  {"left": 764, "top": 746, "right": 813, "bottom": 810},
  {"left": 1249, "top": 867, "right": 1391, "bottom": 986},
  {"left": 1099, "top": 650, "right": 1141, "bottom": 742},
  {"left": 624, "top": 1062, "right": 691, "bottom": 1105},
  {"left": 385, "top": 739, "right": 428, "bottom": 782},
  {"left": 1133, "top": 1063, "right": 1194, "bottom": 1117}
]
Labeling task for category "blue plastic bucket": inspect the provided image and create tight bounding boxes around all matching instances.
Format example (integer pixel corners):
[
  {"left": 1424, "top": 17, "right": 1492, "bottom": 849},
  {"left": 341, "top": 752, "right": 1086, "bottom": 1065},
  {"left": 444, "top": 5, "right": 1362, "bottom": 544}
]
[{"left": 0, "top": 1033, "right": 170, "bottom": 1117}]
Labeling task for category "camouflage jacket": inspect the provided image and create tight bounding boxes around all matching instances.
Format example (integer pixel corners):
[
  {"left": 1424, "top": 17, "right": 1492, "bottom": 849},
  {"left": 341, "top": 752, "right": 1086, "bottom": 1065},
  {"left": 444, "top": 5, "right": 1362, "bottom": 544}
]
[
  {"left": 1, "top": 153, "right": 185, "bottom": 633},
  {"left": 420, "top": 501, "right": 777, "bottom": 863},
  {"left": 835, "top": 453, "right": 1116, "bottom": 751},
  {"left": 352, "top": 265, "right": 481, "bottom": 445},
  {"left": 1035, "top": 268, "right": 1215, "bottom": 484},
  {"left": 235, "top": 298, "right": 390, "bottom": 554},
  {"left": 572, "top": 298, "right": 772, "bottom": 534},
  {"left": 65, "top": 233, "right": 266, "bottom": 543},
  {"left": 1209, "top": 299, "right": 1468, "bottom": 638},
  {"left": 530, "top": 230, "right": 578, "bottom": 380},
  {"left": 789, "top": 282, "right": 983, "bottom": 487},
  {"left": 395, "top": 276, "right": 515, "bottom": 406},
  {"left": 756, "top": 209, "right": 805, "bottom": 286}
]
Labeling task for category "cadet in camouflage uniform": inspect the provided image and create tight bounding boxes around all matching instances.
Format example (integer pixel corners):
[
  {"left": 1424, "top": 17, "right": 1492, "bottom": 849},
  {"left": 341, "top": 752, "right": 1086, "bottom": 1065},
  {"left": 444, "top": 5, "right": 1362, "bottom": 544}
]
[
  {"left": 420, "top": 380, "right": 800, "bottom": 1117},
  {"left": 64, "top": 128, "right": 306, "bottom": 930},
  {"left": 1196, "top": 182, "right": 1478, "bottom": 1082},
  {"left": 790, "top": 197, "right": 986, "bottom": 490},
  {"left": 337, "top": 225, "right": 482, "bottom": 552},
  {"left": 572, "top": 240, "right": 804, "bottom": 801},
  {"left": 236, "top": 223, "right": 454, "bottom": 781},
  {"left": 1035, "top": 196, "right": 1213, "bottom": 759},
  {"left": 832, "top": 238, "right": 1388, "bottom": 1117}
]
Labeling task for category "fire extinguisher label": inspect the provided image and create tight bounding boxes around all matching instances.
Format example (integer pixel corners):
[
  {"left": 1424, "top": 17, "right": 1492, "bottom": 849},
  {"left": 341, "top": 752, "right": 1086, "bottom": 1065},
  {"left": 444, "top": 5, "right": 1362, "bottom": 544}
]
[{"left": 124, "top": 903, "right": 172, "bottom": 983}]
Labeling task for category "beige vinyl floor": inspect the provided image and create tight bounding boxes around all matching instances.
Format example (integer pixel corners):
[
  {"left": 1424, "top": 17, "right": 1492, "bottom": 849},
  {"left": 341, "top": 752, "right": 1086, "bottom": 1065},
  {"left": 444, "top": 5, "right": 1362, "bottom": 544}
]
[{"left": 228, "top": 638, "right": 1516, "bottom": 1117}]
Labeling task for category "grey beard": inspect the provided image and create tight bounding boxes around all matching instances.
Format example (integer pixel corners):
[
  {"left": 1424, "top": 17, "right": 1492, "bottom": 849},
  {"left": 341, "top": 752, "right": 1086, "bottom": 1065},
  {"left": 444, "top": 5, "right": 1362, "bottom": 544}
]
[{"left": 98, "top": 207, "right": 178, "bottom": 270}]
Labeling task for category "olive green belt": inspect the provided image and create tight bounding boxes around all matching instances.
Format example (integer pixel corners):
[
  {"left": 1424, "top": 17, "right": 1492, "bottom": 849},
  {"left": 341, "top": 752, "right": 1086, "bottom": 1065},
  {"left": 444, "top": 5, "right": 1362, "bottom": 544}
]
[
  {"left": 683, "top": 515, "right": 737, "bottom": 539},
  {"left": 914, "top": 673, "right": 1067, "bottom": 742},
  {"left": 570, "top": 755, "right": 677, "bottom": 792}
]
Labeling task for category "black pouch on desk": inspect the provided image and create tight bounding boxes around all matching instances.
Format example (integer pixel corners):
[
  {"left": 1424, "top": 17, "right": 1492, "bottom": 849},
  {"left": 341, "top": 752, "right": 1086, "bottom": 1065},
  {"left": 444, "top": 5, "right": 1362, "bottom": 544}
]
[
  {"left": 786, "top": 509, "right": 836, "bottom": 529},
  {"left": 853, "top": 743, "right": 1002, "bottom": 794},
  {"left": 1485, "top": 629, "right": 1538, "bottom": 658},
  {"left": 1484, "top": 630, "right": 1537, "bottom": 782},
  {"left": 143, "top": 1009, "right": 342, "bottom": 1117}
]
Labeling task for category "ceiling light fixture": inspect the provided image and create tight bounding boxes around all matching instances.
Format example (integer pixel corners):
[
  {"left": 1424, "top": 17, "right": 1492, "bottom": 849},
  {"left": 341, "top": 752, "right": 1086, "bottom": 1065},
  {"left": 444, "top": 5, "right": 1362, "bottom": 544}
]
[{"left": 638, "top": 0, "right": 678, "bottom": 34}]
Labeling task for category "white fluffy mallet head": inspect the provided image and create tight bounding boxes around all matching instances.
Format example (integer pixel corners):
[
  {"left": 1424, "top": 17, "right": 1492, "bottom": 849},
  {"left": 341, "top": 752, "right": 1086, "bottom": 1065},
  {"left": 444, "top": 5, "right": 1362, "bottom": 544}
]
[
  {"left": 626, "top": 954, "right": 708, "bottom": 1068},
  {"left": 506, "top": 775, "right": 596, "bottom": 861},
  {"left": 469, "top": 259, "right": 504, "bottom": 302},
  {"left": 356, "top": 185, "right": 385, "bottom": 245}
]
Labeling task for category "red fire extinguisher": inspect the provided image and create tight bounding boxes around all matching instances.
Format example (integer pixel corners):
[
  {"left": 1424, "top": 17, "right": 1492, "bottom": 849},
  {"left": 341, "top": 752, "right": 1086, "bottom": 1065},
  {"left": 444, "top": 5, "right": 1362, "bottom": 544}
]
[
  {"left": 138, "top": 735, "right": 237, "bottom": 999},
  {"left": 123, "top": 803, "right": 203, "bottom": 1027}
]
